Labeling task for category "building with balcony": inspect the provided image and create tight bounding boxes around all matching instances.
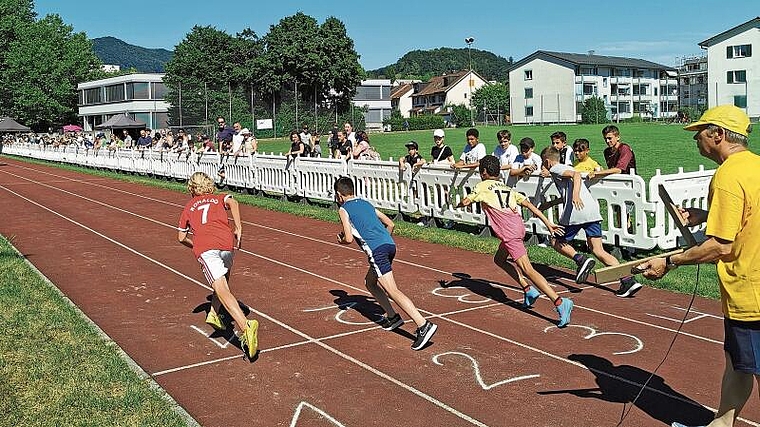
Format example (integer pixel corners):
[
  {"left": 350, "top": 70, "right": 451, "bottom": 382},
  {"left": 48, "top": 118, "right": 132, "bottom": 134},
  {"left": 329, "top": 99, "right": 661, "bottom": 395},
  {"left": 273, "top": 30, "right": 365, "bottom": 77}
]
[
  {"left": 508, "top": 50, "right": 678, "bottom": 124},
  {"left": 676, "top": 55, "right": 708, "bottom": 111},
  {"left": 698, "top": 16, "right": 759, "bottom": 120},
  {"left": 77, "top": 73, "right": 169, "bottom": 131}
]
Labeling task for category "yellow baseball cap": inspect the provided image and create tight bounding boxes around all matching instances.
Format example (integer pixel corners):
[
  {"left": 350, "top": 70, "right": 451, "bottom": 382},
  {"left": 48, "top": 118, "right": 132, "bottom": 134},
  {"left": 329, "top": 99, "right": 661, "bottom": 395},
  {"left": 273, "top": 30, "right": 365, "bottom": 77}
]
[{"left": 683, "top": 104, "right": 751, "bottom": 137}]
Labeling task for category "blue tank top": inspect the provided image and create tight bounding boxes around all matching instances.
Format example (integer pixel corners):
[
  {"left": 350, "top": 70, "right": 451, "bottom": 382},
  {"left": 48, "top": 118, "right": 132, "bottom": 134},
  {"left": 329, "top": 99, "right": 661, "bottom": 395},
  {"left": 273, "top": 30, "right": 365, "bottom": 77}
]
[{"left": 340, "top": 198, "right": 395, "bottom": 251}]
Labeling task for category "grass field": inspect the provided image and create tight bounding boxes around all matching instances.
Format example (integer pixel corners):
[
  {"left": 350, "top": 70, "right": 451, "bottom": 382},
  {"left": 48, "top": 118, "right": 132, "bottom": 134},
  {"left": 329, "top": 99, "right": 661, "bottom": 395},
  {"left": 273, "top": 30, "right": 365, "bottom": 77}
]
[
  {"left": 257, "top": 122, "right": 758, "bottom": 183},
  {"left": 0, "top": 122, "right": 729, "bottom": 423}
]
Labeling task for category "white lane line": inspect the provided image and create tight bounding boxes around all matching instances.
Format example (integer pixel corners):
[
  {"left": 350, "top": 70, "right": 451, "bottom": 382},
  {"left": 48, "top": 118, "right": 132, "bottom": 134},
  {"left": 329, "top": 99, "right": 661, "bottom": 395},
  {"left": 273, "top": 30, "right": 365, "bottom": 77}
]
[{"left": 0, "top": 182, "right": 491, "bottom": 427}]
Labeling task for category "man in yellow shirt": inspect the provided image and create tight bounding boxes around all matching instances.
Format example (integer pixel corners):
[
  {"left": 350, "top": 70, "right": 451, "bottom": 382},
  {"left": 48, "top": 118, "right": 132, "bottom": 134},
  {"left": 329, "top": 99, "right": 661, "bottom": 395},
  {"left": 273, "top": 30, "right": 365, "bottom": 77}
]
[{"left": 639, "top": 105, "right": 757, "bottom": 427}]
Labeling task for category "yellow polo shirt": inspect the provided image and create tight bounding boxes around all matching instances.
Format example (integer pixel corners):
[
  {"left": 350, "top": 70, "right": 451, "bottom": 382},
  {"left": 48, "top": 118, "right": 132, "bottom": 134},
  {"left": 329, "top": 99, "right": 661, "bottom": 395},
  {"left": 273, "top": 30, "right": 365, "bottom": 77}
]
[{"left": 707, "top": 150, "right": 760, "bottom": 320}]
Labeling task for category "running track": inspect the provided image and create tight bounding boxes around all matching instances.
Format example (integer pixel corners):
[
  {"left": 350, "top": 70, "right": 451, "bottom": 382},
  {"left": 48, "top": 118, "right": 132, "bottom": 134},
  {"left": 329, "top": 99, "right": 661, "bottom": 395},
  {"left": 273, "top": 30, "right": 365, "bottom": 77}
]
[{"left": 0, "top": 156, "right": 757, "bottom": 427}]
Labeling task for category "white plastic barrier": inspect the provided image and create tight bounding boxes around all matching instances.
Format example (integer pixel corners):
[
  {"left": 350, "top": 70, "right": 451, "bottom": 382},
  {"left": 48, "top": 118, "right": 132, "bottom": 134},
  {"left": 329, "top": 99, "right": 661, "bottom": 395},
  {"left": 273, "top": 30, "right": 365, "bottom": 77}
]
[
  {"left": 3, "top": 143, "right": 716, "bottom": 251},
  {"left": 648, "top": 166, "right": 713, "bottom": 249},
  {"left": 256, "top": 154, "right": 295, "bottom": 196},
  {"left": 295, "top": 157, "right": 348, "bottom": 203},
  {"left": 414, "top": 165, "right": 486, "bottom": 225},
  {"left": 348, "top": 159, "right": 409, "bottom": 212}
]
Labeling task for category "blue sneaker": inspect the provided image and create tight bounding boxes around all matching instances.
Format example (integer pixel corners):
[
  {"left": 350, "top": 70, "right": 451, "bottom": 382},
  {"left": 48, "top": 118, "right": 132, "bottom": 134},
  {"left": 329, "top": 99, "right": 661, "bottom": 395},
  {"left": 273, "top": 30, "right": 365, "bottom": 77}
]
[
  {"left": 556, "top": 298, "right": 573, "bottom": 328},
  {"left": 522, "top": 286, "right": 540, "bottom": 308},
  {"left": 671, "top": 423, "right": 706, "bottom": 427}
]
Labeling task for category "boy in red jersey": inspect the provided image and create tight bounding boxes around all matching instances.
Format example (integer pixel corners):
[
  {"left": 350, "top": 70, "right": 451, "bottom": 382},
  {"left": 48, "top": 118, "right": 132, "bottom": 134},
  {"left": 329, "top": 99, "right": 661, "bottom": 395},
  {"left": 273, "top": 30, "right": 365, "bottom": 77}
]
[{"left": 178, "top": 171, "right": 259, "bottom": 359}]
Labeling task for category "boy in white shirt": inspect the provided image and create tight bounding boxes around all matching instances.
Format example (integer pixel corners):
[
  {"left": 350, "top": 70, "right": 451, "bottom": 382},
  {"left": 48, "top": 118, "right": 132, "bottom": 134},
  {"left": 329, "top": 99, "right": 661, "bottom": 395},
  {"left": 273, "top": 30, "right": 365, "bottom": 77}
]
[
  {"left": 540, "top": 146, "right": 642, "bottom": 297},
  {"left": 453, "top": 128, "right": 486, "bottom": 169},
  {"left": 493, "top": 129, "right": 519, "bottom": 171}
]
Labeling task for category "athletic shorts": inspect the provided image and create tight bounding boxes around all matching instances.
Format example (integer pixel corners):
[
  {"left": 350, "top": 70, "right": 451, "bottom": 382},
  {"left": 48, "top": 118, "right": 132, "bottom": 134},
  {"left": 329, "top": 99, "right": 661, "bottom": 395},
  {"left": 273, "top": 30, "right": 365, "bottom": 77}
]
[
  {"left": 499, "top": 238, "right": 527, "bottom": 261},
  {"left": 724, "top": 318, "right": 760, "bottom": 374},
  {"left": 556, "top": 221, "right": 603, "bottom": 242},
  {"left": 198, "top": 249, "right": 234, "bottom": 285},
  {"left": 368, "top": 244, "right": 396, "bottom": 276}
]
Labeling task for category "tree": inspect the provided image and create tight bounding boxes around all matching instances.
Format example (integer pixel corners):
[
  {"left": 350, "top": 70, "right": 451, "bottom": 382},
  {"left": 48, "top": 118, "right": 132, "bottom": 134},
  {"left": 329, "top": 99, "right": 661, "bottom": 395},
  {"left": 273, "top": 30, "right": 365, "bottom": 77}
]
[
  {"left": 581, "top": 96, "right": 607, "bottom": 124},
  {"left": 0, "top": 0, "right": 36, "bottom": 115},
  {"left": 471, "top": 82, "right": 509, "bottom": 124},
  {"left": 4, "top": 13, "right": 102, "bottom": 130}
]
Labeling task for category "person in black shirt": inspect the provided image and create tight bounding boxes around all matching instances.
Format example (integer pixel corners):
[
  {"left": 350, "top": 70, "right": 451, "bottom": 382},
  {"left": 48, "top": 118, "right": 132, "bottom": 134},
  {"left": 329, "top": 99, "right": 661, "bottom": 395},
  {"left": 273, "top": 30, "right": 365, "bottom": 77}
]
[
  {"left": 430, "top": 128, "right": 454, "bottom": 166},
  {"left": 399, "top": 140, "right": 426, "bottom": 171}
]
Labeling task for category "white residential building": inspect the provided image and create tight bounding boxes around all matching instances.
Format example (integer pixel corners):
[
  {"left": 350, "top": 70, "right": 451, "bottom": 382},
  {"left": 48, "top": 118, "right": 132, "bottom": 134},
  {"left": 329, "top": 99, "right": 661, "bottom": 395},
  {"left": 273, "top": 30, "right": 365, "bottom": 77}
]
[
  {"left": 508, "top": 51, "right": 678, "bottom": 124},
  {"left": 699, "top": 16, "right": 759, "bottom": 120},
  {"left": 408, "top": 70, "right": 488, "bottom": 123},
  {"left": 390, "top": 83, "right": 414, "bottom": 119},
  {"left": 77, "top": 73, "right": 169, "bottom": 131}
]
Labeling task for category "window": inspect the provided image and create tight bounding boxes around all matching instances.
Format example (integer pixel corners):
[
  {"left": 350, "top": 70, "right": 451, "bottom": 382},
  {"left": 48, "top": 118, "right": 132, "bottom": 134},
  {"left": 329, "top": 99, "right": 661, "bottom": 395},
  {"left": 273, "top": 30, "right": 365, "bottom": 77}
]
[
  {"left": 525, "top": 106, "right": 534, "bottom": 116},
  {"left": 727, "top": 70, "right": 747, "bottom": 84},
  {"left": 83, "top": 87, "right": 102, "bottom": 104},
  {"left": 126, "top": 82, "right": 150, "bottom": 100},
  {"left": 151, "top": 82, "right": 167, "bottom": 99},
  {"left": 524, "top": 88, "right": 533, "bottom": 99},
  {"left": 580, "top": 66, "right": 596, "bottom": 75},
  {"left": 524, "top": 70, "right": 533, "bottom": 80},
  {"left": 727, "top": 44, "right": 752, "bottom": 58},
  {"left": 583, "top": 83, "right": 596, "bottom": 96},
  {"left": 105, "top": 84, "right": 124, "bottom": 102},
  {"left": 734, "top": 95, "right": 747, "bottom": 109}
]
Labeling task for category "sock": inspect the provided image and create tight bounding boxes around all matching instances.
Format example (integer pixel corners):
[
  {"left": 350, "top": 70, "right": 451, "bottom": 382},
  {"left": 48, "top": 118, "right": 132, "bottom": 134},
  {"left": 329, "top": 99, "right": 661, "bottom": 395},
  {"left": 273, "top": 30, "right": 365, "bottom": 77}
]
[
  {"left": 522, "top": 285, "right": 531, "bottom": 292},
  {"left": 553, "top": 297, "right": 563, "bottom": 307},
  {"left": 572, "top": 253, "right": 585, "bottom": 266},
  {"left": 620, "top": 276, "right": 634, "bottom": 285}
]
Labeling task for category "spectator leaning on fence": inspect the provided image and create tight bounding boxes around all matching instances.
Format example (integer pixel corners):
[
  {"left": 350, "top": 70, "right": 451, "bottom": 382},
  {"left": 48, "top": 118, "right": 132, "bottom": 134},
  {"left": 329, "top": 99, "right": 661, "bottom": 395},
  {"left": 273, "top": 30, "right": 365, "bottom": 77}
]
[
  {"left": 399, "top": 140, "right": 425, "bottom": 171},
  {"left": 589, "top": 124, "right": 637, "bottom": 233},
  {"left": 430, "top": 128, "right": 454, "bottom": 166},
  {"left": 493, "top": 129, "right": 519, "bottom": 171},
  {"left": 571, "top": 138, "right": 601, "bottom": 173},
  {"left": 637, "top": 105, "right": 756, "bottom": 427},
  {"left": 216, "top": 116, "right": 234, "bottom": 152},
  {"left": 453, "top": 128, "right": 486, "bottom": 169}
]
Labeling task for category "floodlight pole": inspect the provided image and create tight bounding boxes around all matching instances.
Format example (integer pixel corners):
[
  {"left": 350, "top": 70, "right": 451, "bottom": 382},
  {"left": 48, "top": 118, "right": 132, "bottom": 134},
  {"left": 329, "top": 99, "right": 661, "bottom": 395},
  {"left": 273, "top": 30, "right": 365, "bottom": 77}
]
[{"left": 465, "top": 37, "right": 475, "bottom": 127}]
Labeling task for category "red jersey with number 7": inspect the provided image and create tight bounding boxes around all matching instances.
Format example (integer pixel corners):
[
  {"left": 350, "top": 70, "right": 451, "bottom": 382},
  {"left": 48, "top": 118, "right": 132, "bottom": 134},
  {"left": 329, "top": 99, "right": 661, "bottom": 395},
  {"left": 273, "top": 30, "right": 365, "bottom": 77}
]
[{"left": 178, "top": 193, "right": 234, "bottom": 258}]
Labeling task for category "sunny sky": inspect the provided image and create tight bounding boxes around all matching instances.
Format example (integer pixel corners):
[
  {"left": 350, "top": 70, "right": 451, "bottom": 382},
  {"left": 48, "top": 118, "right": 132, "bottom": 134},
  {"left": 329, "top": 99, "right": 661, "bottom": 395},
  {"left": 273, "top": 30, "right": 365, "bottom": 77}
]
[{"left": 34, "top": 0, "right": 756, "bottom": 70}]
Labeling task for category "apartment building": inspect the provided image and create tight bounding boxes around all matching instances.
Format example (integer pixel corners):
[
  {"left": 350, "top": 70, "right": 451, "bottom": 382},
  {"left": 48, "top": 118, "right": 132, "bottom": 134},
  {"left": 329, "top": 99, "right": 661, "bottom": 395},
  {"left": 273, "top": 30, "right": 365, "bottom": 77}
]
[
  {"left": 508, "top": 51, "right": 678, "bottom": 124},
  {"left": 699, "top": 16, "right": 759, "bottom": 120},
  {"left": 676, "top": 55, "right": 708, "bottom": 111}
]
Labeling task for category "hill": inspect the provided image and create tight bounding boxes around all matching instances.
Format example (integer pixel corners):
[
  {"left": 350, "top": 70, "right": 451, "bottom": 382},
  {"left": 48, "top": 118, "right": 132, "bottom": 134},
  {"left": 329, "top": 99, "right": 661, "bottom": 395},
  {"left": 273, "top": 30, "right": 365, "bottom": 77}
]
[
  {"left": 92, "top": 36, "right": 173, "bottom": 73},
  {"left": 366, "top": 47, "right": 513, "bottom": 82}
]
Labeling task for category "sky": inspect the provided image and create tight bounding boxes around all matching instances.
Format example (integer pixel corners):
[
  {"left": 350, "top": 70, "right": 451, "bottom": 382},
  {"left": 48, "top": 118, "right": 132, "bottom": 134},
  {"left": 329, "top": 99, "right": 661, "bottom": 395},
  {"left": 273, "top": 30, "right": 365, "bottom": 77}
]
[{"left": 34, "top": 0, "right": 756, "bottom": 70}]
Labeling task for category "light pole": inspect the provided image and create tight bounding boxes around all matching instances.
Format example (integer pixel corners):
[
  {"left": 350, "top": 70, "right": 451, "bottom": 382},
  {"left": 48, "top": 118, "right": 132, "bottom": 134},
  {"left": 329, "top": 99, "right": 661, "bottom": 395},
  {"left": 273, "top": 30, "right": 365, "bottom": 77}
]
[{"left": 465, "top": 37, "right": 475, "bottom": 126}]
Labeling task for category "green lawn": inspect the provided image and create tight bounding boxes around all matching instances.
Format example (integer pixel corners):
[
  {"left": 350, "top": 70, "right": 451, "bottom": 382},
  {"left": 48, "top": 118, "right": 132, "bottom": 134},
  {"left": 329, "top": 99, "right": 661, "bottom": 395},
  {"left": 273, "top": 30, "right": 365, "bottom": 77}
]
[{"left": 257, "top": 122, "right": 757, "bottom": 183}]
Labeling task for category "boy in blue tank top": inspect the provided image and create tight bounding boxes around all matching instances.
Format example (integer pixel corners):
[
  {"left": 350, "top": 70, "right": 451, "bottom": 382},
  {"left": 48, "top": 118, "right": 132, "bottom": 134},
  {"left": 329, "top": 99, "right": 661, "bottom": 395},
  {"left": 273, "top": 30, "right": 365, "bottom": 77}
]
[{"left": 334, "top": 177, "right": 437, "bottom": 350}]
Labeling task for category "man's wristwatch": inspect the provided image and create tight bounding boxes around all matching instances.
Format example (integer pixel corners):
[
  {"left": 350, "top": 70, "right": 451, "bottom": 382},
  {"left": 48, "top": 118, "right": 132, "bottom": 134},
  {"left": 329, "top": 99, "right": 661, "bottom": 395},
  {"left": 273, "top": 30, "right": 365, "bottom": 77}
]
[{"left": 665, "top": 255, "right": 678, "bottom": 270}]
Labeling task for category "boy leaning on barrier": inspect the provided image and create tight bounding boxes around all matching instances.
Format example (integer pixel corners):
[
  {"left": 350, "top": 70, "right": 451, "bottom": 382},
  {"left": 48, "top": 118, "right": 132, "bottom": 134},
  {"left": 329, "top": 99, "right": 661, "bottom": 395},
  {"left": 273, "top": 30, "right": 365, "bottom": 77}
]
[
  {"left": 399, "top": 140, "right": 426, "bottom": 171},
  {"left": 455, "top": 155, "right": 573, "bottom": 327},
  {"left": 540, "top": 146, "right": 643, "bottom": 297}
]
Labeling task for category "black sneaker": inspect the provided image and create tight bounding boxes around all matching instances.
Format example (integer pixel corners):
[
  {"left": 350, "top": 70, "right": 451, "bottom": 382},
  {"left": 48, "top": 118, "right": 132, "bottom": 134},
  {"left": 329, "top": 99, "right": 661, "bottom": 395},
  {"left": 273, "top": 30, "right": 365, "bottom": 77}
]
[
  {"left": 411, "top": 321, "right": 438, "bottom": 350},
  {"left": 615, "top": 280, "right": 643, "bottom": 298},
  {"left": 378, "top": 313, "right": 404, "bottom": 331},
  {"left": 575, "top": 256, "right": 596, "bottom": 284}
]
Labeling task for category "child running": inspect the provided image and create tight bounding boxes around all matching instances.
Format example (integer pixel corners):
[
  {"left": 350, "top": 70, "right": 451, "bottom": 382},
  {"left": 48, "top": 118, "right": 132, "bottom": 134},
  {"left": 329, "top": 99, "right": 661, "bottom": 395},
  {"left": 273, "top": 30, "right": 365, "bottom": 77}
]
[
  {"left": 334, "top": 176, "right": 438, "bottom": 350},
  {"left": 540, "top": 146, "right": 643, "bottom": 297},
  {"left": 455, "top": 155, "right": 574, "bottom": 327},
  {"left": 177, "top": 171, "right": 259, "bottom": 359}
]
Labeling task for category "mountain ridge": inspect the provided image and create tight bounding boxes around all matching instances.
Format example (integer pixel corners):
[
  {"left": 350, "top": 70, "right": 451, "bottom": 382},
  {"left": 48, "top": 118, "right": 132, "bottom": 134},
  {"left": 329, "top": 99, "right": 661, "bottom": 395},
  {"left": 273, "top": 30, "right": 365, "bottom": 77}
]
[{"left": 92, "top": 36, "right": 173, "bottom": 73}]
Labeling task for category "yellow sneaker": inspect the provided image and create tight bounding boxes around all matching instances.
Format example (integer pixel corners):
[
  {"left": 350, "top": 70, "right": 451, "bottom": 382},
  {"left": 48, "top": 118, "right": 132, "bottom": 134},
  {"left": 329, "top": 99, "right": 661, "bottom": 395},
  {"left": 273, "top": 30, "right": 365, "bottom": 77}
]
[
  {"left": 240, "top": 319, "right": 259, "bottom": 359},
  {"left": 205, "top": 310, "right": 226, "bottom": 331}
]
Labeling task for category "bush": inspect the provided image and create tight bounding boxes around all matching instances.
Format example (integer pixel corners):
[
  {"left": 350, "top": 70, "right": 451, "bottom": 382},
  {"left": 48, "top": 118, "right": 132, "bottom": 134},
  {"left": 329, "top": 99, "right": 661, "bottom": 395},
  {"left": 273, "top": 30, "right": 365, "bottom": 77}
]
[
  {"left": 581, "top": 97, "right": 608, "bottom": 124},
  {"left": 384, "top": 111, "right": 445, "bottom": 131}
]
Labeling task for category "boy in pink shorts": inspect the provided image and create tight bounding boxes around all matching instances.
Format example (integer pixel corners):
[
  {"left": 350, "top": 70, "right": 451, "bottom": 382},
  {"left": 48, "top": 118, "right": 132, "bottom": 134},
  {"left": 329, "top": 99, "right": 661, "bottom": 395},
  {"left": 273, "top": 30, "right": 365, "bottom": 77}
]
[{"left": 455, "top": 155, "right": 574, "bottom": 327}]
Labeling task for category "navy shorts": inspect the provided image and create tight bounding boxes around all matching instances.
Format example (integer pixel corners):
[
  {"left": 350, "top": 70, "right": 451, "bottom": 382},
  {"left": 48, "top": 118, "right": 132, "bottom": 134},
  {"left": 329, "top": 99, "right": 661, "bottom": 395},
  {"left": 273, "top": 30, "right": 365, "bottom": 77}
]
[
  {"left": 369, "top": 244, "right": 396, "bottom": 276},
  {"left": 724, "top": 318, "right": 760, "bottom": 374},
  {"left": 556, "top": 221, "right": 603, "bottom": 242}
]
